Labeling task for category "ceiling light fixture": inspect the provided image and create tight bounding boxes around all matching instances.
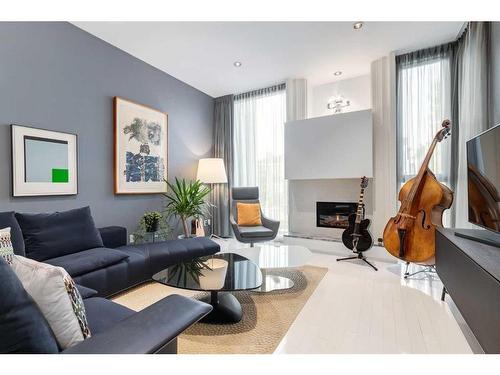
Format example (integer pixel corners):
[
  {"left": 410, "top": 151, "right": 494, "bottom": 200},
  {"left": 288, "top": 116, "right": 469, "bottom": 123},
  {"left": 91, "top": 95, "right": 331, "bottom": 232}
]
[
  {"left": 233, "top": 61, "right": 242, "bottom": 67},
  {"left": 334, "top": 71, "right": 342, "bottom": 76},
  {"left": 353, "top": 22, "right": 364, "bottom": 30}
]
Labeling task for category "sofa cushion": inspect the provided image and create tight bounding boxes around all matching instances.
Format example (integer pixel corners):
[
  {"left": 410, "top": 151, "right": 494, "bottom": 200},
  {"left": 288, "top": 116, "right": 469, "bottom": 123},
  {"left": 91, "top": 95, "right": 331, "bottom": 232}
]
[
  {"left": 45, "top": 248, "right": 130, "bottom": 277},
  {"left": 238, "top": 225, "right": 274, "bottom": 238},
  {"left": 0, "top": 257, "right": 59, "bottom": 354},
  {"left": 12, "top": 256, "right": 92, "bottom": 350},
  {"left": 76, "top": 284, "right": 98, "bottom": 299},
  {"left": 99, "top": 226, "right": 127, "bottom": 248},
  {"left": 83, "top": 297, "right": 134, "bottom": 335},
  {"left": 15, "top": 206, "right": 104, "bottom": 261},
  {"left": 0, "top": 211, "right": 25, "bottom": 256}
]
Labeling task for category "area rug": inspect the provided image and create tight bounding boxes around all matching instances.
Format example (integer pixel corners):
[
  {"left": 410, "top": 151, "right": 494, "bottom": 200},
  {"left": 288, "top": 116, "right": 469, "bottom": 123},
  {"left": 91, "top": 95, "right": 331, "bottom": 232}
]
[{"left": 112, "top": 265, "right": 327, "bottom": 354}]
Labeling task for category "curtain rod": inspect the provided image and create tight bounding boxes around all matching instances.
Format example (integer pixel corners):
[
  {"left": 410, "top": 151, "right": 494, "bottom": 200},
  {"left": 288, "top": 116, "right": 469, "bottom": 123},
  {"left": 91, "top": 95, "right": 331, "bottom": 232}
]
[{"left": 234, "top": 82, "right": 285, "bottom": 99}]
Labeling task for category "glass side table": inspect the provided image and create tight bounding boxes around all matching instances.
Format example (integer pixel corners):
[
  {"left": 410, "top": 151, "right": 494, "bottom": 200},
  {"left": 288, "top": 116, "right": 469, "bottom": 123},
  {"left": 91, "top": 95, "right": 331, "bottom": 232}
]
[{"left": 137, "top": 231, "right": 169, "bottom": 244}]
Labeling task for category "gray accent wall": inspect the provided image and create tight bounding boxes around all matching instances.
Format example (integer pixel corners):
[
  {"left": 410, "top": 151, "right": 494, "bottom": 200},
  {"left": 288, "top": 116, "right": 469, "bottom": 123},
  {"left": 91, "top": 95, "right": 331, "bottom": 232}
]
[
  {"left": 491, "top": 22, "right": 500, "bottom": 126},
  {"left": 0, "top": 22, "right": 214, "bottom": 235}
]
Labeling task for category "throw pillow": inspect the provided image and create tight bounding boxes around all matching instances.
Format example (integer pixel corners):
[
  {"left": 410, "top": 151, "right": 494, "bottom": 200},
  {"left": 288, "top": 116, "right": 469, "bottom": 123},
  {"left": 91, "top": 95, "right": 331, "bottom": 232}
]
[
  {"left": 11, "top": 256, "right": 91, "bottom": 350},
  {"left": 0, "top": 211, "right": 25, "bottom": 256},
  {"left": 0, "top": 227, "right": 14, "bottom": 264},
  {"left": 15, "top": 206, "right": 104, "bottom": 261},
  {"left": 237, "top": 202, "right": 262, "bottom": 226},
  {"left": 0, "top": 257, "right": 59, "bottom": 354}
]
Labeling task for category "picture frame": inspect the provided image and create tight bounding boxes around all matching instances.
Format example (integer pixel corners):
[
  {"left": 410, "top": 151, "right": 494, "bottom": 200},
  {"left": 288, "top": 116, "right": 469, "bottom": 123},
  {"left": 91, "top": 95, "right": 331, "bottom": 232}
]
[
  {"left": 114, "top": 97, "right": 168, "bottom": 194},
  {"left": 11, "top": 124, "right": 78, "bottom": 197}
]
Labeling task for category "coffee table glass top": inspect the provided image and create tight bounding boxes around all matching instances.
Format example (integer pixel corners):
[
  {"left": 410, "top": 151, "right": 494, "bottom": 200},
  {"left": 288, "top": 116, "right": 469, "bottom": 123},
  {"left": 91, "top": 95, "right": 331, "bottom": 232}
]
[
  {"left": 152, "top": 253, "right": 262, "bottom": 292},
  {"left": 221, "top": 244, "right": 312, "bottom": 269}
]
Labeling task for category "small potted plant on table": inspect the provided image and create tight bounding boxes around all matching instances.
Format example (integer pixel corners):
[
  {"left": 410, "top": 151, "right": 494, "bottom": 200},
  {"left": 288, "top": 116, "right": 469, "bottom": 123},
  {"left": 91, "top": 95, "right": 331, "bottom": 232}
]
[{"left": 144, "top": 211, "right": 162, "bottom": 233}]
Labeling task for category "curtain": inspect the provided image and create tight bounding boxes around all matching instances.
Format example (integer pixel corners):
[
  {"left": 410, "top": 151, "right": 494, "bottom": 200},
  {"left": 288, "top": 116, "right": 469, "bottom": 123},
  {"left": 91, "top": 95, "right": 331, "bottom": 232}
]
[
  {"left": 396, "top": 44, "right": 454, "bottom": 188},
  {"left": 213, "top": 95, "right": 234, "bottom": 237},
  {"left": 396, "top": 44, "right": 455, "bottom": 225},
  {"left": 395, "top": 22, "right": 491, "bottom": 229},
  {"left": 233, "top": 84, "right": 288, "bottom": 232},
  {"left": 454, "top": 22, "right": 491, "bottom": 228},
  {"left": 371, "top": 54, "right": 398, "bottom": 238},
  {"left": 286, "top": 78, "right": 308, "bottom": 122}
]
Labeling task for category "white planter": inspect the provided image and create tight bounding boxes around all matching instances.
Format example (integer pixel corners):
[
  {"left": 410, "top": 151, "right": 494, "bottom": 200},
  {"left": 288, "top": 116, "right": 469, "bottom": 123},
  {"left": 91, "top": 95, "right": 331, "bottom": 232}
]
[{"left": 199, "top": 258, "right": 228, "bottom": 290}]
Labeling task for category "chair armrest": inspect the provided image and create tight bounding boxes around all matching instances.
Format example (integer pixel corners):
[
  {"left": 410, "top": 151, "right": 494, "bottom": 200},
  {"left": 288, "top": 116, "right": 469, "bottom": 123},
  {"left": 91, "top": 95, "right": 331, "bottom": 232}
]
[
  {"left": 99, "top": 226, "right": 127, "bottom": 248},
  {"left": 230, "top": 216, "right": 243, "bottom": 240},
  {"left": 62, "top": 295, "right": 212, "bottom": 354},
  {"left": 261, "top": 215, "right": 280, "bottom": 233}
]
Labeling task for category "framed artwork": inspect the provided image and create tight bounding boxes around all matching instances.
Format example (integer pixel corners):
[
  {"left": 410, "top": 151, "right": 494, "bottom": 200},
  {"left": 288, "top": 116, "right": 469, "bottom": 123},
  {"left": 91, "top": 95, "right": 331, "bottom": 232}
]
[
  {"left": 114, "top": 97, "right": 168, "bottom": 194},
  {"left": 11, "top": 125, "right": 78, "bottom": 197}
]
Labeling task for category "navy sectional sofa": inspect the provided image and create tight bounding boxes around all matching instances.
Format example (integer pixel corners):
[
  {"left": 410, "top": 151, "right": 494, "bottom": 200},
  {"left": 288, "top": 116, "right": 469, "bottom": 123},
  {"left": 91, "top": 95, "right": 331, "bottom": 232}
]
[
  {"left": 6, "top": 207, "right": 220, "bottom": 297},
  {"left": 53, "top": 227, "right": 220, "bottom": 297},
  {"left": 0, "top": 207, "right": 220, "bottom": 354}
]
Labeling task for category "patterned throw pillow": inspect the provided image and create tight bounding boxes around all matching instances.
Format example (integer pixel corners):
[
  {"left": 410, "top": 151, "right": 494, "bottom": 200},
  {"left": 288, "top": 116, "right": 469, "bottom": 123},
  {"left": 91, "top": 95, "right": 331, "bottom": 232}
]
[
  {"left": 11, "top": 256, "right": 91, "bottom": 349},
  {"left": 0, "top": 227, "right": 14, "bottom": 264}
]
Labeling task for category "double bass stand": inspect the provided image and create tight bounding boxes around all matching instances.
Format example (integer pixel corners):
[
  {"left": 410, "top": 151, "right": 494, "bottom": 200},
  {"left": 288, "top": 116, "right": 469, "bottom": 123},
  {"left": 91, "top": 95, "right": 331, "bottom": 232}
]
[
  {"left": 403, "top": 262, "right": 436, "bottom": 279},
  {"left": 336, "top": 236, "right": 378, "bottom": 271}
]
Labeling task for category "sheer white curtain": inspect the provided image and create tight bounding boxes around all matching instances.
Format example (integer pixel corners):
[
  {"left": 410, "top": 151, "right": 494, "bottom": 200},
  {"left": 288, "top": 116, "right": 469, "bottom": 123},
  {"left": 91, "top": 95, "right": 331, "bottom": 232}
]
[
  {"left": 397, "top": 46, "right": 453, "bottom": 187},
  {"left": 233, "top": 84, "right": 288, "bottom": 232}
]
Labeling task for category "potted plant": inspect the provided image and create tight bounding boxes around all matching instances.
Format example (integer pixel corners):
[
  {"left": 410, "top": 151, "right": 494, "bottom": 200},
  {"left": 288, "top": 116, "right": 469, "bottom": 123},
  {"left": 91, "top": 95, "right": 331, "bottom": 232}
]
[
  {"left": 163, "top": 177, "right": 212, "bottom": 239},
  {"left": 132, "top": 211, "right": 171, "bottom": 244},
  {"left": 143, "top": 211, "right": 162, "bottom": 232}
]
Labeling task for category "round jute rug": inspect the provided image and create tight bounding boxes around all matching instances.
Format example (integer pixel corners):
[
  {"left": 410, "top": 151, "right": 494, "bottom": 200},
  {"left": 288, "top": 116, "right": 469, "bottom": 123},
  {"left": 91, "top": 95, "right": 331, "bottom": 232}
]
[{"left": 113, "top": 265, "right": 327, "bottom": 354}]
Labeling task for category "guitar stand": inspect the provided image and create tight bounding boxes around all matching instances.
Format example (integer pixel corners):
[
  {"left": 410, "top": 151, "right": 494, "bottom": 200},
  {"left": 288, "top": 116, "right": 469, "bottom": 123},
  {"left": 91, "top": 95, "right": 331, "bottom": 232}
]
[
  {"left": 403, "top": 262, "right": 436, "bottom": 279},
  {"left": 337, "top": 251, "right": 378, "bottom": 271}
]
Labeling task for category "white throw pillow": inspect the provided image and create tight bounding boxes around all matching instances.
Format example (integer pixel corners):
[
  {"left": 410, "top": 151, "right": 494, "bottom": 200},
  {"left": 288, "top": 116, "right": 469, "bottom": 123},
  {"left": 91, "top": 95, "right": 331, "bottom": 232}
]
[
  {"left": 11, "top": 255, "right": 91, "bottom": 349},
  {"left": 0, "top": 227, "right": 14, "bottom": 264}
]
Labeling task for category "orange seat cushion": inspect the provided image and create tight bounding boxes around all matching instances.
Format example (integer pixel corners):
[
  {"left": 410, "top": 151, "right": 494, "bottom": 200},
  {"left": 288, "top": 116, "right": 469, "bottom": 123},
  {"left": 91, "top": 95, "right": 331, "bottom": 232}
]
[{"left": 236, "top": 203, "right": 262, "bottom": 226}]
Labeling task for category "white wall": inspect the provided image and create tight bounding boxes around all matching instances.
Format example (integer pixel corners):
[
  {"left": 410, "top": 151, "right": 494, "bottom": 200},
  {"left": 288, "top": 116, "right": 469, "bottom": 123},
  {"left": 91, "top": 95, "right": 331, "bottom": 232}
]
[
  {"left": 288, "top": 75, "right": 375, "bottom": 240},
  {"left": 288, "top": 178, "right": 374, "bottom": 239},
  {"left": 310, "top": 75, "right": 372, "bottom": 118}
]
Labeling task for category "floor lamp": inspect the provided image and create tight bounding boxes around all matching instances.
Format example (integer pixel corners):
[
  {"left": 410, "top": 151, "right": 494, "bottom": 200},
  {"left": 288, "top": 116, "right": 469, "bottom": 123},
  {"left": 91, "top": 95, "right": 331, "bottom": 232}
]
[{"left": 196, "top": 158, "right": 228, "bottom": 237}]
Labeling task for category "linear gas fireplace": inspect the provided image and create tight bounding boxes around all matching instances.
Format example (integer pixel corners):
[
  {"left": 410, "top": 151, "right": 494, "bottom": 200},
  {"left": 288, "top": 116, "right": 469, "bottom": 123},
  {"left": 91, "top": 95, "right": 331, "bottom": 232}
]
[{"left": 316, "top": 201, "right": 357, "bottom": 229}]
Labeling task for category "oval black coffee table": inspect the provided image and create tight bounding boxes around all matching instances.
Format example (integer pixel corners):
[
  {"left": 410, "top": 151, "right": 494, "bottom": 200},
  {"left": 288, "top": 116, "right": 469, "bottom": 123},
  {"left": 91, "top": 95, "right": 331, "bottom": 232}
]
[{"left": 152, "top": 253, "right": 262, "bottom": 324}]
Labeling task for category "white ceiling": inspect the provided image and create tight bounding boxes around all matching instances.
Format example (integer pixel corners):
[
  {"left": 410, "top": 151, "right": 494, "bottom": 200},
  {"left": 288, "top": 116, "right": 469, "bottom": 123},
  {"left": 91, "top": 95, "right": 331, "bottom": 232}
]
[{"left": 73, "top": 22, "right": 464, "bottom": 98}]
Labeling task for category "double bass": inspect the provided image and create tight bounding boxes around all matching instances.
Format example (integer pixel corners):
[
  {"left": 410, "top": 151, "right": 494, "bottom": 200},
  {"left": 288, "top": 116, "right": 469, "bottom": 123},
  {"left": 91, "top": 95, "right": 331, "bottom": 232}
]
[{"left": 383, "top": 120, "right": 454, "bottom": 264}]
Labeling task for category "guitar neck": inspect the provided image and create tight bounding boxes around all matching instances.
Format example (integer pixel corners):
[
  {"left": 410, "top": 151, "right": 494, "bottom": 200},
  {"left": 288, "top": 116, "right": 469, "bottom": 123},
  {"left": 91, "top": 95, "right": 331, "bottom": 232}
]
[{"left": 355, "top": 188, "right": 365, "bottom": 223}]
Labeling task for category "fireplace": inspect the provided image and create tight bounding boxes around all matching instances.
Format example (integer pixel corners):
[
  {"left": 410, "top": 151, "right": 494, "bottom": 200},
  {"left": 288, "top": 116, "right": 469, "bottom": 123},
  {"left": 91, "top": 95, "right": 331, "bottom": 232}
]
[{"left": 316, "top": 201, "right": 357, "bottom": 229}]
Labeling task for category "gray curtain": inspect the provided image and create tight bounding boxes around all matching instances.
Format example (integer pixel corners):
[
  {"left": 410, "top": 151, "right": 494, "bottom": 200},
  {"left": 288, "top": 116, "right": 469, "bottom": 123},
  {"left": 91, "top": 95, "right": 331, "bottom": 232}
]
[{"left": 213, "top": 95, "right": 234, "bottom": 237}]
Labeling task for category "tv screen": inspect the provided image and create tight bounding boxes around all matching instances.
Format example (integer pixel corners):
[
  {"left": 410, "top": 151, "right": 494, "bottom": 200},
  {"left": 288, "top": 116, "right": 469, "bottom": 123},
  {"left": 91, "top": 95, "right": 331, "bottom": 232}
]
[{"left": 466, "top": 124, "right": 500, "bottom": 233}]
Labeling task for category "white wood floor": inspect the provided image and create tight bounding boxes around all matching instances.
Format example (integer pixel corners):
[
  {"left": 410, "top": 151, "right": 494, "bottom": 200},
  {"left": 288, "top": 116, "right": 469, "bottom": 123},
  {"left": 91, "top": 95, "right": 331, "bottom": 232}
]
[{"left": 274, "top": 248, "right": 474, "bottom": 354}]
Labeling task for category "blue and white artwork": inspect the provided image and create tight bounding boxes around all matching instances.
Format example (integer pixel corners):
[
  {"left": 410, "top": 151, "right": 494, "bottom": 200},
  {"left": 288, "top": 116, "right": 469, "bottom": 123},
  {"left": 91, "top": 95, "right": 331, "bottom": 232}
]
[{"left": 115, "top": 97, "right": 168, "bottom": 194}]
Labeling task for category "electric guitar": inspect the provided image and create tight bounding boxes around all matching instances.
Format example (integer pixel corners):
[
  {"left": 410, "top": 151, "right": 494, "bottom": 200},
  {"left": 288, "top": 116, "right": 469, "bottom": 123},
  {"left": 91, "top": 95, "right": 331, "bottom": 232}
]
[{"left": 341, "top": 176, "right": 373, "bottom": 252}]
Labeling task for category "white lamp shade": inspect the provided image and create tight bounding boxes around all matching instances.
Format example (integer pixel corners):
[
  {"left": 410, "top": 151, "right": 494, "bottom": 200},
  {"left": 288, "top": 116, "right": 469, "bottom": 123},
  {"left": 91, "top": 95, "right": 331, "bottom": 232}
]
[{"left": 196, "top": 158, "right": 228, "bottom": 183}]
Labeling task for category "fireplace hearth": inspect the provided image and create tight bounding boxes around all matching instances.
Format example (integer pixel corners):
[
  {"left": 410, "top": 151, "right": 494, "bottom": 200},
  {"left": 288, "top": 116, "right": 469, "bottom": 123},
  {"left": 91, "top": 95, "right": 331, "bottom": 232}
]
[{"left": 316, "top": 201, "right": 357, "bottom": 229}]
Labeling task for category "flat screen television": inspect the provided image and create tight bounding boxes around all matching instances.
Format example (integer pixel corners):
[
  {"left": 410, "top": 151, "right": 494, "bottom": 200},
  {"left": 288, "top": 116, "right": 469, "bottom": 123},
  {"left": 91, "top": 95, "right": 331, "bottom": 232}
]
[{"left": 456, "top": 123, "right": 500, "bottom": 247}]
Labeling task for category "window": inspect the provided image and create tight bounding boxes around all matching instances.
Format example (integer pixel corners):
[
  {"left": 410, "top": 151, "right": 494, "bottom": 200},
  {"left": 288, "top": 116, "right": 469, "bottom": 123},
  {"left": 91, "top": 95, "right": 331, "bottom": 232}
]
[
  {"left": 233, "top": 84, "right": 288, "bottom": 232},
  {"left": 396, "top": 46, "right": 453, "bottom": 188}
]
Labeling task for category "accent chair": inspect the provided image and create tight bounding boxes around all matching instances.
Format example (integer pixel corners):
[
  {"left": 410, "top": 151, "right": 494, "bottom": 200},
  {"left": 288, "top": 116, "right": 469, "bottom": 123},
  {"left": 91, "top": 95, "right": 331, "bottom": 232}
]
[{"left": 230, "top": 187, "right": 280, "bottom": 246}]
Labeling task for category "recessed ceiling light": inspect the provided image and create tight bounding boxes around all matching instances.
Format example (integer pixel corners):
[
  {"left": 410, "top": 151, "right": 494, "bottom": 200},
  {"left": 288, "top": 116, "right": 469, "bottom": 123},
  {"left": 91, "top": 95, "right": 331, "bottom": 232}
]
[
  {"left": 353, "top": 22, "right": 364, "bottom": 30},
  {"left": 334, "top": 71, "right": 342, "bottom": 76},
  {"left": 233, "top": 61, "right": 242, "bottom": 67}
]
